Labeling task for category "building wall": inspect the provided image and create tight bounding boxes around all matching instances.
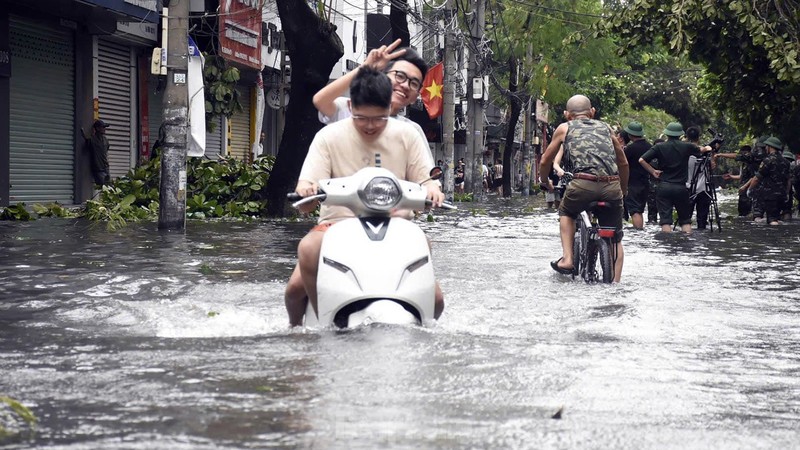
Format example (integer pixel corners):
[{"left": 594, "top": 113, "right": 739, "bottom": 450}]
[{"left": 0, "top": 0, "right": 159, "bottom": 206}]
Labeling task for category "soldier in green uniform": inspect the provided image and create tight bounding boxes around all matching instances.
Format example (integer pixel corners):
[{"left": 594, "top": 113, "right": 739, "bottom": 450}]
[
  {"left": 740, "top": 137, "right": 790, "bottom": 225},
  {"left": 750, "top": 137, "right": 769, "bottom": 221},
  {"left": 781, "top": 149, "right": 796, "bottom": 220},
  {"left": 539, "top": 94, "right": 629, "bottom": 282},
  {"left": 717, "top": 145, "right": 758, "bottom": 216},
  {"left": 638, "top": 122, "right": 712, "bottom": 234}
]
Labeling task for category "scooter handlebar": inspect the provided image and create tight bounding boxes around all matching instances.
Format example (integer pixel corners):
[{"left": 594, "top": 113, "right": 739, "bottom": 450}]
[
  {"left": 287, "top": 191, "right": 327, "bottom": 209},
  {"left": 426, "top": 200, "right": 457, "bottom": 210}
]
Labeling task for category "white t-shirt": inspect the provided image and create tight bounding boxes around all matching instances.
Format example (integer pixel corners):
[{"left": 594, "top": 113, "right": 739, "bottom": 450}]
[
  {"left": 318, "top": 96, "right": 435, "bottom": 167},
  {"left": 300, "top": 117, "right": 437, "bottom": 224}
]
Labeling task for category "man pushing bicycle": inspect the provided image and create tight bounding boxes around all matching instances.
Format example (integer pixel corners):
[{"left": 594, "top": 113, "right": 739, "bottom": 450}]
[{"left": 539, "top": 95, "right": 629, "bottom": 283}]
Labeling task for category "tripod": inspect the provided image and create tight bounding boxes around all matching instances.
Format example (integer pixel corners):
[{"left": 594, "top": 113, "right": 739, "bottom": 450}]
[{"left": 688, "top": 155, "right": 721, "bottom": 231}]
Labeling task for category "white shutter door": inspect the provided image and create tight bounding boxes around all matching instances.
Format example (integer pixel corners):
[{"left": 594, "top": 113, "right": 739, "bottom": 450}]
[
  {"left": 97, "top": 38, "right": 134, "bottom": 178},
  {"left": 9, "top": 16, "right": 75, "bottom": 204},
  {"left": 229, "top": 86, "right": 251, "bottom": 161},
  {"left": 205, "top": 116, "right": 223, "bottom": 160}
]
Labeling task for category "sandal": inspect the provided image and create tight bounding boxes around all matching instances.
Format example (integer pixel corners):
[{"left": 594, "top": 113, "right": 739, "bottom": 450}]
[{"left": 550, "top": 257, "right": 574, "bottom": 275}]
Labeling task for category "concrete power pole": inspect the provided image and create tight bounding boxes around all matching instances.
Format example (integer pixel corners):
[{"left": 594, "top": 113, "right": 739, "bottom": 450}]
[
  {"left": 442, "top": 0, "right": 457, "bottom": 201},
  {"left": 522, "top": 43, "right": 533, "bottom": 196},
  {"left": 158, "top": 0, "right": 189, "bottom": 230},
  {"left": 466, "top": 0, "right": 485, "bottom": 198}
]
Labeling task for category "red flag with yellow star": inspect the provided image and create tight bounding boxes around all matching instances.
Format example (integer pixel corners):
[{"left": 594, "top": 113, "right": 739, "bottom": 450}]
[{"left": 421, "top": 62, "right": 444, "bottom": 119}]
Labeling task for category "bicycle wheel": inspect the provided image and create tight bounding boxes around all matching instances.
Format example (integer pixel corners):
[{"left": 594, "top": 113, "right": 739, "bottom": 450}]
[
  {"left": 585, "top": 240, "right": 598, "bottom": 282},
  {"left": 572, "top": 234, "right": 581, "bottom": 278},
  {"left": 576, "top": 213, "right": 591, "bottom": 280},
  {"left": 597, "top": 239, "right": 614, "bottom": 283}
]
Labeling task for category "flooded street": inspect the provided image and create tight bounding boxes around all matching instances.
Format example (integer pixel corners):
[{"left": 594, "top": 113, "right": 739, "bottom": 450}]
[{"left": 2, "top": 192, "right": 799, "bottom": 449}]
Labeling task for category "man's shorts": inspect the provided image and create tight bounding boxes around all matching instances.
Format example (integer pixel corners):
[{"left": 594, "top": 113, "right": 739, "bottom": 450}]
[
  {"left": 624, "top": 182, "right": 648, "bottom": 214},
  {"left": 310, "top": 222, "right": 335, "bottom": 232},
  {"left": 558, "top": 178, "right": 624, "bottom": 231},
  {"left": 656, "top": 182, "right": 692, "bottom": 226}
]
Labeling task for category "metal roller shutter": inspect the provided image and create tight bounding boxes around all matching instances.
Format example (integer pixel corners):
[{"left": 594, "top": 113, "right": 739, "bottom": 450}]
[
  {"left": 9, "top": 16, "right": 75, "bottom": 204},
  {"left": 229, "top": 86, "right": 251, "bottom": 161},
  {"left": 147, "top": 73, "right": 164, "bottom": 149},
  {"left": 97, "top": 38, "right": 134, "bottom": 178},
  {"left": 205, "top": 116, "right": 223, "bottom": 160}
]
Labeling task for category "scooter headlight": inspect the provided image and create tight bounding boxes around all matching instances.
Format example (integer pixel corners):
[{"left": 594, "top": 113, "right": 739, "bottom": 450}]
[{"left": 360, "top": 176, "right": 401, "bottom": 211}]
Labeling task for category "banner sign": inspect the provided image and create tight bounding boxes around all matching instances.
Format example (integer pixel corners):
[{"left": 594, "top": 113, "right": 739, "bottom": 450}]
[
  {"left": 187, "top": 36, "right": 207, "bottom": 157},
  {"left": 80, "top": 0, "right": 159, "bottom": 22},
  {"left": 219, "top": 0, "right": 262, "bottom": 69}
]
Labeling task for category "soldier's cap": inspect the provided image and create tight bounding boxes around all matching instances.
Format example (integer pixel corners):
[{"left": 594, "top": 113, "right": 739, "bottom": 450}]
[
  {"left": 763, "top": 136, "right": 782, "bottom": 150},
  {"left": 624, "top": 121, "right": 644, "bottom": 137},
  {"left": 783, "top": 149, "right": 795, "bottom": 160},
  {"left": 662, "top": 122, "right": 684, "bottom": 137},
  {"left": 93, "top": 119, "right": 110, "bottom": 128},
  {"left": 755, "top": 135, "right": 769, "bottom": 148}
]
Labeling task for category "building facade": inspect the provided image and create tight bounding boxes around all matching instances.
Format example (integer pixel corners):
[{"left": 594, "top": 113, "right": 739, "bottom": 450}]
[{"left": 0, "top": 0, "right": 161, "bottom": 206}]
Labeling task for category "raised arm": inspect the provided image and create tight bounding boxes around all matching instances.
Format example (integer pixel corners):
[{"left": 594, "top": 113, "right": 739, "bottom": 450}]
[
  {"left": 552, "top": 145, "right": 566, "bottom": 177},
  {"left": 313, "top": 39, "right": 406, "bottom": 120},
  {"left": 539, "top": 123, "right": 567, "bottom": 186}
]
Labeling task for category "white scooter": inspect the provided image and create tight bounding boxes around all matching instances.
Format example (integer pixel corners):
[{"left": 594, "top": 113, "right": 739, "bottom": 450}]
[{"left": 290, "top": 167, "right": 453, "bottom": 329}]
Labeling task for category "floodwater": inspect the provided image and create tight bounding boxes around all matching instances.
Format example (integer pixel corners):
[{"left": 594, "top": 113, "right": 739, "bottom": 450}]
[{"left": 1, "top": 192, "right": 799, "bottom": 449}]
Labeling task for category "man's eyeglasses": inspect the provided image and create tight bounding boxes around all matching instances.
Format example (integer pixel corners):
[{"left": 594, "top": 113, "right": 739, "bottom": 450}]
[
  {"left": 352, "top": 115, "right": 390, "bottom": 125},
  {"left": 387, "top": 70, "right": 422, "bottom": 91}
]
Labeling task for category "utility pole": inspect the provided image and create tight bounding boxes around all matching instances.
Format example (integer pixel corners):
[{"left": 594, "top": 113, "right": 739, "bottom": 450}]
[
  {"left": 442, "top": 0, "right": 457, "bottom": 201},
  {"left": 522, "top": 43, "right": 533, "bottom": 196},
  {"left": 158, "top": 0, "right": 189, "bottom": 230},
  {"left": 466, "top": 0, "right": 485, "bottom": 198}
]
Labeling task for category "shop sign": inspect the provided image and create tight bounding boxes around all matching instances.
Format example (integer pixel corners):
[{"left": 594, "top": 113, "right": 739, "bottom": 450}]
[
  {"left": 81, "top": 0, "right": 159, "bottom": 22},
  {"left": 219, "top": 0, "right": 261, "bottom": 69},
  {"left": 267, "top": 88, "right": 289, "bottom": 110}
]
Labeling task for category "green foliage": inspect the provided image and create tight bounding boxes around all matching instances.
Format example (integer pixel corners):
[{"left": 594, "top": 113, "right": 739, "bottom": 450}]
[
  {"left": 602, "top": 0, "right": 800, "bottom": 149},
  {"left": 31, "top": 203, "right": 77, "bottom": 218},
  {"left": 0, "top": 395, "right": 36, "bottom": 439},
  {"left": 468, "top": 207, "right": 488, "bottom": 216},
  {"left": 82, "top": 154, "right": 275, "bottom": 229},
  {"left": 606, "top": 100, "right": 677, "bottom": 140},
  {"left": 0, "top": 204, "right": 33, "bottom": 221},
  {"left": 574, "top": 74, "right": 627, "bottom": 119},
  {"left": 203, "top": 55, "right": 243, "bottom": 132},
  {"left": 186, "top": 155, "right": 274, "bottom": 219},
  {"left": 454, "top": 192, "right": 474, "bottom": 202},
  {"left": 485, "top": 0, "right": 629, "bottom": 125}
]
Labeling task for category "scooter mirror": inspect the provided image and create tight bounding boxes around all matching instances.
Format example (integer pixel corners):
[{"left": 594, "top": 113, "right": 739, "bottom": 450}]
[{"left": 428, "top": 167, "right": 443, "bottom": 181}]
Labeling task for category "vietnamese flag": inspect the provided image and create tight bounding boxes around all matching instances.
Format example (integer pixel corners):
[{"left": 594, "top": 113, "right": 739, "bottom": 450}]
[{"left": 421, "top": 62, "right": 444, "bottom": 119}]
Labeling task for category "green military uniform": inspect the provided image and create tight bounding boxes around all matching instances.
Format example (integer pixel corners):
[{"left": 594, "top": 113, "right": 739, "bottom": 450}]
[
  {"left": 641, "top": 137, "right": 702, "bottom": 226},
  {"left": 756, "top": 151, "right": 790, "bottom": 223}
]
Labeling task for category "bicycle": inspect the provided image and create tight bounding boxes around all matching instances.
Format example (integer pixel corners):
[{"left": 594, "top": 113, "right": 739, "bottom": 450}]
[{"left": 559, "top": 172, "right": 618, "bottom": 283}]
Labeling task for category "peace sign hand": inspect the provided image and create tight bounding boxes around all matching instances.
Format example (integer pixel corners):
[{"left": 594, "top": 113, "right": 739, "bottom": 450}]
[{"left": 364, "top": 39, "right": 406, "bottom": 71}]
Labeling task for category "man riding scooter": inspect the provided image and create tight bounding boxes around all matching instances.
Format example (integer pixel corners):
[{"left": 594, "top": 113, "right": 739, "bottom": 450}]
[{"left": 284, "top": 66, "right": 444, "bottom": 327}]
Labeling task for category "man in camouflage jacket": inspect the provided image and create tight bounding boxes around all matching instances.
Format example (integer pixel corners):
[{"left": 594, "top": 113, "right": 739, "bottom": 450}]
[
  {"left": 740, "top": 137, "right": 790, "bottom": 225},
  {"left": 539, "top": 94, "right": 629, "bottom": 282}
]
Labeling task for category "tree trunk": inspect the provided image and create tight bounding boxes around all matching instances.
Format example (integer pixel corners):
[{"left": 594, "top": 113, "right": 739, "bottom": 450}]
[
  {"left": 389, "top": 1, "right": 411, "bottom": 47},
  {"left": 265, "top": 0, "right": 344, "bottom": 217},
  {"left": 502, "top": 56, "right": 522, "bottom": 198}
]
